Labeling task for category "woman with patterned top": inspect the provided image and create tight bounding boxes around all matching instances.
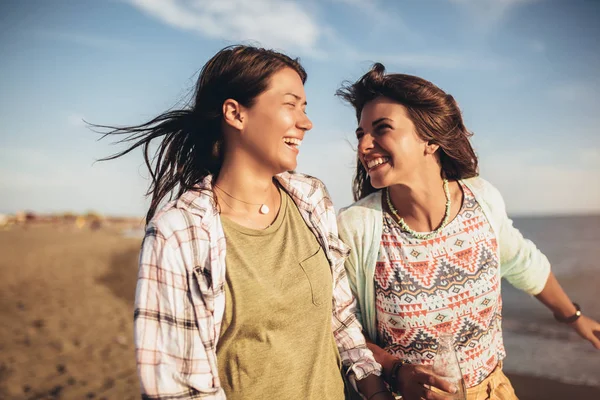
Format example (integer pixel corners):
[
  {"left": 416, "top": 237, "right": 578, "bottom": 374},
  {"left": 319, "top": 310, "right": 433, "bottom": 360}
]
[
  {"left": 97, "top": 46, "right": 392, "bottom": 400},
  {"left": 335, "top": 63, "right": 600, "bottom": 400}
]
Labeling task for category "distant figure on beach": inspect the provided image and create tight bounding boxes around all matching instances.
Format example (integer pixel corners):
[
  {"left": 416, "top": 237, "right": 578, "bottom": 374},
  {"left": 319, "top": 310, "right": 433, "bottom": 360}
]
[
  {"left": 97, "top": 46, "right": 392, "bottom": 400},
  {"left": 335, "top": 63, "right": 600, "bottom": 400}
]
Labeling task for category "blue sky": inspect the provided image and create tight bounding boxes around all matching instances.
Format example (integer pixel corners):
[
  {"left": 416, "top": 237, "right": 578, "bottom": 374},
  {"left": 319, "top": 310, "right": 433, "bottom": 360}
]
[{"left": 1, "top": 0, "right": 599, "bottom": 216}]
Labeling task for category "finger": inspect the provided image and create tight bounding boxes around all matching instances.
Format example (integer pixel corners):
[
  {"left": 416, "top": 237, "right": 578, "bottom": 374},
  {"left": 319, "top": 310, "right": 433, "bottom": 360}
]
[
  {"left": 417, "top": 372, "right": 457, "bottom": 394},
  {"left": 589, "top": 333, "right": 600, "bottom": 350},
  {"left": 585, "top": 323, "right": 600, "bottom": 349}
]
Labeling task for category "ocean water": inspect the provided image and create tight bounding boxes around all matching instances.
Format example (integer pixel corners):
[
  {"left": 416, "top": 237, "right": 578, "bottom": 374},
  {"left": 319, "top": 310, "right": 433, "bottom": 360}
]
[{"left": 501, "top": 215, "right": 600, "bottom": 387}]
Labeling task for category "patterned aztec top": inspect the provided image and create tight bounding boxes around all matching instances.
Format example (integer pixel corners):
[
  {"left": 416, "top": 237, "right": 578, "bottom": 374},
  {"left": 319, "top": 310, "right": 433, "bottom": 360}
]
[{"left": 375, "top": 182, "right": 505, "bottom": 387}]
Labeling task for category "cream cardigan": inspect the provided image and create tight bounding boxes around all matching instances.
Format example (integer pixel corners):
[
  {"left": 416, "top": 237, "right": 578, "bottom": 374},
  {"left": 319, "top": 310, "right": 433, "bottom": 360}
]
[{"left": 337, "top": 176, "right": 551, "bottom": 341}]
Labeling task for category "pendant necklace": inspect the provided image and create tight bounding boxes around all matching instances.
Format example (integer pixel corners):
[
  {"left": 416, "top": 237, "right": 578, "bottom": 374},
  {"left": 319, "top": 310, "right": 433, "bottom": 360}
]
[{"left": 213, "top": 183, "right": 272, "bottom": 215}]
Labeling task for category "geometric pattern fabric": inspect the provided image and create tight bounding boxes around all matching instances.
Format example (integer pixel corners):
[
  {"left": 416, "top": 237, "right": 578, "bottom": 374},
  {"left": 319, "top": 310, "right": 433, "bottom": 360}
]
[{"left": 375, "top": 183, "right": 505, "bottom": 387}]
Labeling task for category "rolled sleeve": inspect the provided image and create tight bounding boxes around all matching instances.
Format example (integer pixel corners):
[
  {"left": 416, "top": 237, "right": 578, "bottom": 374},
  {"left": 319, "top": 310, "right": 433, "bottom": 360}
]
[
  {"left": 483, "top": 182, "right": 551, "bottom": 295},
  {"left": 330, "top": 240, "right": 382, "bottom": 382},
  {"left": 498, "top": 215, "right": 551, "bottom": 295}
]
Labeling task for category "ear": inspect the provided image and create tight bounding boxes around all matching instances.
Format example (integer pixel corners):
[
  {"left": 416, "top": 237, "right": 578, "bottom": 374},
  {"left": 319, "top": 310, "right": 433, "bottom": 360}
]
[
  {"left": 425, "top": 140, "right": 440, "bottom": 155},
  {"left": 222, "top": 99, "right": 245, "bottom": 131}
]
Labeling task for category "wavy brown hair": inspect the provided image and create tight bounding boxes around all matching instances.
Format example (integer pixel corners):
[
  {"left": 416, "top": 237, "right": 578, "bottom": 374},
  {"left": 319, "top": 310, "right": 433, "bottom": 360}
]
[
  {"left": 336, "top": 63, "right": 478, "bottom": 201},
  {"left": 93, "top": 45, "right": 306, "bottom": 224}
]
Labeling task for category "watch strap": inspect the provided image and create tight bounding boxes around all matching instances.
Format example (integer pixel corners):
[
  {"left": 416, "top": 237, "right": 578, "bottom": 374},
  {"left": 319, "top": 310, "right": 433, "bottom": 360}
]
[{"left": 554, "top": 302, "right": 582, "bottom": 324}]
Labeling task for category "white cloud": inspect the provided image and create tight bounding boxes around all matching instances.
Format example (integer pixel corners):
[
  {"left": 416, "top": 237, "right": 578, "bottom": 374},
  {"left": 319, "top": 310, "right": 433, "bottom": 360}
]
[
  {"left": 127, "top": 0, "right": 324, "bottom": 56},
  {"left": 125, "top": 0, "right": 502, "bottom": 70}
]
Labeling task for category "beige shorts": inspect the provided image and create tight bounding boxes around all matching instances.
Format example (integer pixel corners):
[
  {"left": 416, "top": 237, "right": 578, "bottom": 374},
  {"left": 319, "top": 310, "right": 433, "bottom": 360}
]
[
  {"left": 392, "top": 362, "right": 518, "bottom": 400},
  {"left": 465, "top": 362, "right": 518, "bottom": 400}
]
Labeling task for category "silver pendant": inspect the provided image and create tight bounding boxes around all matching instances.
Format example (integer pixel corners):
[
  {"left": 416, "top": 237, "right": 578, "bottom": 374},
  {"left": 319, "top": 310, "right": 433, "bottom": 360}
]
[{"left": 259, "top": 204, "right": 270, "bottom": 214}]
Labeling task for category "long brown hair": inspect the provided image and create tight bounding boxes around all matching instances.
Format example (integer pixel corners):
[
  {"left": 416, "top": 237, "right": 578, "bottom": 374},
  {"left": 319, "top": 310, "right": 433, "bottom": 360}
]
[
  {"left": 336, "top": 63, "right": 478, "bottom": 201},
  {"left": 94, "top": 45, "right": 306, "bottom": 223}
]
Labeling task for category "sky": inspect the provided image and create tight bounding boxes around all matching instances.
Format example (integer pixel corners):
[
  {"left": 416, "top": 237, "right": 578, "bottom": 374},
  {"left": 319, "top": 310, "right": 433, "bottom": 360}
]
[{"left": 0, "top": 0, "right": 599, "bottom": 217}]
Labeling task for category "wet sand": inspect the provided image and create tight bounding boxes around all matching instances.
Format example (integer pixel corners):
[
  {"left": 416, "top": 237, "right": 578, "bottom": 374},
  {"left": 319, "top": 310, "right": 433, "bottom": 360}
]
[
  {"left": 1, "top": 225, "right": 599, "bottom": 399},
  {"left": 507, "top": 372, "right": 600, "bottom": 399}
]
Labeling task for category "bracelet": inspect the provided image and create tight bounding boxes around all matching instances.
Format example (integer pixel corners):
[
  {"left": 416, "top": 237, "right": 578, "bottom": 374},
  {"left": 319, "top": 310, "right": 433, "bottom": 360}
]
[
  {"left": 554, "top": 302, "right": 582, "bottom": 324},
  {"left": 367, "top": 389, "right": 390, "bottom": 400},
  {"left": 388, "top": 359, "right": 411, "bottom": 394}
]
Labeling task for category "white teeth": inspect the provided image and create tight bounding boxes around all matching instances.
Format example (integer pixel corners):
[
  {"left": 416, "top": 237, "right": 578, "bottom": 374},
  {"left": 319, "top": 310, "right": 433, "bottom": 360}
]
[
  {"left": 366, "top": 157, "right": 390, "bottom": 169},
  {"left": 283, "top": 137, "right": 302, "bottom": 147}
]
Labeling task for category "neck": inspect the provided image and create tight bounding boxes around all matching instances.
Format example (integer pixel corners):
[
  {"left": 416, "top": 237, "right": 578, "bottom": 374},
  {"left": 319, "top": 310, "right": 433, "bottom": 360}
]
[
  {"left": 214, "top": 152, "right": 278, "bottom": 213},
  {"left": 388, "top": 171, "right": 447, "bottom": 231}
]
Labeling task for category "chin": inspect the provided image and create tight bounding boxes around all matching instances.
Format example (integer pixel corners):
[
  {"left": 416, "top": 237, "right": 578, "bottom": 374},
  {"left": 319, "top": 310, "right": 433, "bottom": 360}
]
[
  {"left": 277, "top": 160, "right": 297, "bottom": 174},
  {"left": 367, "top": 173, "right": 391, "bottom": 189},
  {"left": 286, "top": 157, "right": 299, "bottom": 170},
  {"left": 370, "top": 180, "right": 386, "bottom": 189}
]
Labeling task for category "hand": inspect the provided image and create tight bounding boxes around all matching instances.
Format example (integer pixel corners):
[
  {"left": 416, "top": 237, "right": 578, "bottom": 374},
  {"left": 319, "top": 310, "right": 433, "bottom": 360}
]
[
  {"left": 396, "top": 364, "right": 458, "bottom": 400},
  {"left": 571, "top": 315, "right": 600, "bottom": 349},
  {"left": 356, "top": 373, "right": 395, "bottom": 400}
]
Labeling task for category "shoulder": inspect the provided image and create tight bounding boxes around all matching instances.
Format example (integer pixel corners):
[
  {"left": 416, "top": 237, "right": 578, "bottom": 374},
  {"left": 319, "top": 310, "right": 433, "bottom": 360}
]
[
  {"left": 278, "top": 171, "right": 335, "bottom": 213},
  {"left": 279, "top": 171, "right": 328, "bottom": 195},
  {"left": 462, "top": 176, "right": 505, "bottom": 210},
  {"left": 338, "top": 191, "right": 382, "bottom": 221},
  {"left": 146, "top": 199, "right": 210, "bottom": 248},
  {"left": 337, "top": 191, "right": 383, "bottom": 238}
]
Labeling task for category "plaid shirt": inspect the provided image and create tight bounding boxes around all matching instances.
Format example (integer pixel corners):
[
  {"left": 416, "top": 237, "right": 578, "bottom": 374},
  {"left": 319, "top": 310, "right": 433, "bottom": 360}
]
[{"left": 134, "top": 171, "right": 381, "bottom": 399}]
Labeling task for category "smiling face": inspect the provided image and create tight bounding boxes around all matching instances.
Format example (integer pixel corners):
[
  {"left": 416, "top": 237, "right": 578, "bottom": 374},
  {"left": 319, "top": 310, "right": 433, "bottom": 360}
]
[
  {"left": 235, "top": 67, "right": 312, "bottom": 174},
  {"left": 356, "top": 96, "right": 435, "bottom": 188}
]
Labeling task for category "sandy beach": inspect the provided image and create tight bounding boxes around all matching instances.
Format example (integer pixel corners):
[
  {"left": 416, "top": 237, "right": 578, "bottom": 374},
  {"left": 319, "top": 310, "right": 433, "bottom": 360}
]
[{"left": 1, "top": 225, "right": 599, "bottom": 399}]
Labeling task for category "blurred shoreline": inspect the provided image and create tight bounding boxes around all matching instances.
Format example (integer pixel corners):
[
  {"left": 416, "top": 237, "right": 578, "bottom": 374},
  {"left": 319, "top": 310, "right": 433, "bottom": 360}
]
[{"left": 501, "top": 214, "right": 600, "bottom": 390}]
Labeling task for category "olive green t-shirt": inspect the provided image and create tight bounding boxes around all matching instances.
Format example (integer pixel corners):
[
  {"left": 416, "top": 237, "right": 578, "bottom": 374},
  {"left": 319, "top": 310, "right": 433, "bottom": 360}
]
[{"left": 217, "top": 188, "right": 344, "bottom": 400}]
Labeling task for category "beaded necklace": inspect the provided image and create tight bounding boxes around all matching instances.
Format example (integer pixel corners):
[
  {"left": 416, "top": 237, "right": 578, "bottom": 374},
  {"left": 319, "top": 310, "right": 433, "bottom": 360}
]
[{"left": 385, "top": 179, "right": 451, "bottom": 240}]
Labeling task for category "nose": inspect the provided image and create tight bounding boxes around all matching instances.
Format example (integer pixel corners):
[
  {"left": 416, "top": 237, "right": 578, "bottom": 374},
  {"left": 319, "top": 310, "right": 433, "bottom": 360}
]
[
  {"left": 297, "top": 111, "right": 313, "bottom": 131},
  {"left": 358, "top": 132, "right": 375, "bottom": 156}
]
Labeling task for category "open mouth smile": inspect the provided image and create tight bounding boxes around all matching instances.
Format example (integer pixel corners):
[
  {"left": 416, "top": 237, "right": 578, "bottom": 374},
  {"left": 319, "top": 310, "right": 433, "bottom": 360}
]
[
  {"left": 366, "top": 156, "right": 390, "bottom": 171},
  {"left": 283, "top": 137, "right": 302, "bottom": 152}
]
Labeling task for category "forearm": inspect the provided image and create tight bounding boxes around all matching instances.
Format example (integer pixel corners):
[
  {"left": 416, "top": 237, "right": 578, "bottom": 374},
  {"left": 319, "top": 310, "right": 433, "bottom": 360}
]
[
  {"left": 363, "top": 334, "right": 397, "bottom": 381},
  {"left": 356, "top": 373, "right": 393, "bottom": 400},
  {"left": 534, "top": 271, "right": 578, "bottom": 319}
]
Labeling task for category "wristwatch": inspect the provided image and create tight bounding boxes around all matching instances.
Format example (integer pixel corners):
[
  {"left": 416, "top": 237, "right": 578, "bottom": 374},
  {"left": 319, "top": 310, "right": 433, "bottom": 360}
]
[{"left": 554, "top": 302, "right": 582, "bottom": 324}]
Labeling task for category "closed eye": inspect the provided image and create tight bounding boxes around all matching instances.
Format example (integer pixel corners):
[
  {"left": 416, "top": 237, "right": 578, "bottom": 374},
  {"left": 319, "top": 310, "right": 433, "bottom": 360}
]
[{"left": 374, "top": 124, "right": 392, "bottom": 134}]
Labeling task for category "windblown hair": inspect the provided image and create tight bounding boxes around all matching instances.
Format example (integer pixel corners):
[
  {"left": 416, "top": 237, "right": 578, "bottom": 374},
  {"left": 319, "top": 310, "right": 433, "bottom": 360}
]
[
  {"left": 336, "top": 63, "right": 478, "bottom": 201},
  {"left": 94, "top": 45, "right": 306, "bottom": 224}
]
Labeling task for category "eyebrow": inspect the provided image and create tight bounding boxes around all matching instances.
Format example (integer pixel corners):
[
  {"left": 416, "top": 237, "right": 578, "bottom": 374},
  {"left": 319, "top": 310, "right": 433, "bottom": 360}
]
[
  {"left": 284, "top": 92, "right": 307, "bottom": 106},
  {"left": 355, "top": 117, "right": 393, "bottom": 133}
]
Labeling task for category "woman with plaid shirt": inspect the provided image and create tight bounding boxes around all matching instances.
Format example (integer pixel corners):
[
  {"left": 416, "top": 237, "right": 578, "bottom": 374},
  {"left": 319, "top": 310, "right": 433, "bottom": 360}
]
[{"left": 98, "top": 46, "right": 393, "bottom": 400}]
